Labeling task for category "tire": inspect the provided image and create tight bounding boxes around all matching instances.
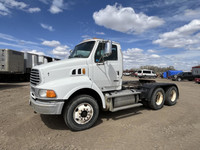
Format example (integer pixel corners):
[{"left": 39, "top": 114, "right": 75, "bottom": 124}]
[
  {"left": 177, "top": 77, "right": 181, "bottom": 81},
  {"left": 149, "top": 88, "right": 165, "bottom": 110},
  {"left": 63, "top": 95, "right": 99, "bottom": 131},
  {"left": 165, "top": 86, "right": 178, "bottom": 106}
]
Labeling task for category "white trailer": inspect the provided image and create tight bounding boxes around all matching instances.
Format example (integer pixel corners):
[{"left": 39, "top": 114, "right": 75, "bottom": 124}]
[
  {"left": 0, "top": 49, "right": 24, "bottom": 74},
  {"left": 192, "top": 66, "right": 200, "bottom": 76},
  {"left": 0, "top": 49, "right": 59, "bottom": 81}
]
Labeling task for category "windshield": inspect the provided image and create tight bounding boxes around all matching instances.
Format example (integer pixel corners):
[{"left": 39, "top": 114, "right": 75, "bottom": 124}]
[
  {"left": 69, "top": 41, "right": 95, "bottom": 58},
  {"left": 177, "top": 72, "right": 183, "bottom": 75}
]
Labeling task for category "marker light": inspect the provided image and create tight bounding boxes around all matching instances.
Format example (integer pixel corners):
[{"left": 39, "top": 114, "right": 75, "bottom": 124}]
[{"left": 82, "top": 68, "right": 86, "bottom": 75}]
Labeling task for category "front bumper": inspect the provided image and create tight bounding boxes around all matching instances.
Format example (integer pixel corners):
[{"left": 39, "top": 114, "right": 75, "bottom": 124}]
[{"left": 29, "top": 97, "right": 64, "bottom": 115}]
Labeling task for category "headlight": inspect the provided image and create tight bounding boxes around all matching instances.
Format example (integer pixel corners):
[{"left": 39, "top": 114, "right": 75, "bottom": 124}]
[{"left": 38, "top": 89, "right": 57, "bottom": 98}]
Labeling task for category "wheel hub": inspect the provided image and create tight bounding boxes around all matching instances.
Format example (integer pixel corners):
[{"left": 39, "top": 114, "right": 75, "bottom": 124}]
[
  {"left": 170, "top": 90, "right": 177, "bottom": 102},
  {"left": 73, "top": 103, "right": 94, "bottom": 124},
  {"left": 156, "top": 92, "right": 163, "bottom": 105}
]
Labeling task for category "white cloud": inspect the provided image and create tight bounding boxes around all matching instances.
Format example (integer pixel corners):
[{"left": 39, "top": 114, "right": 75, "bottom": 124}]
[
  {"left": 93, "top": 3, "right": 164, "bottom": 34},
  {"left": 40, "top": 23, "right": 54, "bottom": 31},
  {"left": 42, "top": 40, "right": 60, "bottom": 47},
  {"left": 39, "top": 0, "right": 49, "bottom": 4},
  {"left": 52, "top": 45, "right": 70, "bottom": 58},
  {"left": 0, "top": 0, "right": 41, "bottom": 15},
  {"left": 49, "top": 0, "right": 63, "bottom": 14},
  {"left": 41, "top": 39, "right": 70, "bottom": 58},
  {"left": 0, "top": 32, "right": 38, "bottom": 45},
  {"left": 25, "top": 49, "right": 45, "bottom": 56},
  {"left": 96, "top": 32, "right": 105, "bottom": 35},
  {"left": 170, "top": 8, "right": 200, "bottom": 22},
  {"left": 150, "top": 54, "right": 160, "bottom": 58},
  {"left": 2, "top": 0, "right": 27, "bottom": 9},
  {"left": 122, "top": 47, "right": 200, "bottom": 71},
  {"left": 28, "top": 7, "right": 41, "bottom": 13},
  {"left": 184, "top": 9, "right": 200, "bottom": 17},
  {"left": 123, "top": 48, "right": 162, "bottom": 69},
  {"left": 81, "top": 35, "right": 92, "bottom": 40},
  {"left": 147, "top": 49, "right": 156, "bottom": 53},
  {"left": 0, "top": 2, "right": 10, "bottom": 15},
  {"left": 153, "top": 19, "right": 200, "bottom": 49}
]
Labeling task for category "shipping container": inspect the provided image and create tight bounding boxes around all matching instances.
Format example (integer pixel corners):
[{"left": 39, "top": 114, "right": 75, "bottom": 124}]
[{"left": 0, "top": 49, "right": 24, "bottom": 74}]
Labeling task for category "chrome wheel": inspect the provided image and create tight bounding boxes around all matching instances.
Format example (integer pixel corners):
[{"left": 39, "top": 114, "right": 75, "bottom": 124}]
[{"left": 73, "top": 103, "right": 94, "bottom": 124}]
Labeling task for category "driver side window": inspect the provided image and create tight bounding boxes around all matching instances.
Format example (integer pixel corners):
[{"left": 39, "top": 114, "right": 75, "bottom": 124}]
[{"left": 95, "top": 43, "right": 118, "bottom": 63}]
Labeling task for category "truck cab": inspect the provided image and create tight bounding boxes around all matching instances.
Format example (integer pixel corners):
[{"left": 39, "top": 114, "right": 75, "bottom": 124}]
[{"left": 30, "top": 38, "right": 179, "bottom": 131}]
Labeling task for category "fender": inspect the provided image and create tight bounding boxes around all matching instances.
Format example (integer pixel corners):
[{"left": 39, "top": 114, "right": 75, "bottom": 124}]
[
  {"left": 140, "top": 83, "right": 179, "bottom": 101},
  {"left": 91, "top": 82, "right": 106, "bottom": 109},
  {"left": 63, "top": 81, "right": 106, "bottom": 109}
]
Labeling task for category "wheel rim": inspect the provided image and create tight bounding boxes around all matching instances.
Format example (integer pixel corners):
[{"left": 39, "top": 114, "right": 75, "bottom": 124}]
[
  {"left": 156, "top": 92, "right": 164, "bottom": 105},
  {"left": 178, "top": 78, "right": 181, "bottom": 81},
  {"left": 170, "top": 90, "right": 177, "bottom": 102},
  {"left": 73, "top": 103, "right": 94, "bottom": 125}
]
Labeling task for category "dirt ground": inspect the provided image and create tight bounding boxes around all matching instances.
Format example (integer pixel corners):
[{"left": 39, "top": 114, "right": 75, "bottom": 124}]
[{"left": 0, "top": 77, "right": 200, "bottom": 150}]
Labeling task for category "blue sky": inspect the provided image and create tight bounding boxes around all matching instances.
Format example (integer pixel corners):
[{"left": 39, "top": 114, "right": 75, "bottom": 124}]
[{"left": 0, "top": 0, "right": 200, "bottom": 70}]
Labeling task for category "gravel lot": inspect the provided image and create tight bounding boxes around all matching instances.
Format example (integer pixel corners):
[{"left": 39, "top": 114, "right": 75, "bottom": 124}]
[{"left": 0, "top": 77, "right": 200, "bottom": 150}]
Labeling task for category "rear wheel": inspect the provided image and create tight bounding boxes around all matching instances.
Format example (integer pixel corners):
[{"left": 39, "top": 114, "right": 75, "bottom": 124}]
[
  {"left": 149, "top": 88, "right": 165, "bottom": 110},
  {"left": 165, "top": 86, "right": 178, "bottom": 106},
  {"left": 63, "top": 95, "right": 99, "bottom": 131}
]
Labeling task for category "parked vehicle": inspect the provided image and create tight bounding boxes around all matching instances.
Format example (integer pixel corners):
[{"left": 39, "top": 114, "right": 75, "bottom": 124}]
[
  {"left": 123, "top": 72, "right": 131, "bottom": 76},
  {"left": 0, "top": 49, "right": 59, "bottom": 81},
  {"left": 171, "top": 72, "right": 195, "bottom": 81},
  {"left": 135, "top": 69, "right": 157, "bottom": 78},
  {"left": 29, "top": 39, "right": 179, "bottom": 131},
  {"left": 195, "top": 78, "right": 200, "bottom": 84},
  {"left": 167, "top": 70, "right": 182, "bottom": 79}
]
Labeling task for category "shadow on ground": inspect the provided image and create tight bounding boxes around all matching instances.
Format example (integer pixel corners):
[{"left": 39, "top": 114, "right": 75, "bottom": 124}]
[{"left": 40, "top": 105, "right": 147, "bottom": 131}]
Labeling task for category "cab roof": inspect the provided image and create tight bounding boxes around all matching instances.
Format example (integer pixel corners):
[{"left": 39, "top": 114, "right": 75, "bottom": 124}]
[{"left": 79, "top": 38, "right": 119, "bottom": 45}]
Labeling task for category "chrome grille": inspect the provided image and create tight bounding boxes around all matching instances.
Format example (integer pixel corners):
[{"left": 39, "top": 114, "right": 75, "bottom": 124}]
[{"left": 30, "top": 69, "right": 40, "bottom": 86}]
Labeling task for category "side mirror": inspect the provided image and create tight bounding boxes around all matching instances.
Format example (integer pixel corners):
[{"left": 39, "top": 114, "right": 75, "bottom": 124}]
[{"left": 104, "top": 40, "right": 112, "bottom": 57}]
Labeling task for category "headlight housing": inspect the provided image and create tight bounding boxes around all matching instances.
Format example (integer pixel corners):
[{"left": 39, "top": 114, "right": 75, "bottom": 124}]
[{"left": 38, "top": 89, "right": 57, "bottom": 98}]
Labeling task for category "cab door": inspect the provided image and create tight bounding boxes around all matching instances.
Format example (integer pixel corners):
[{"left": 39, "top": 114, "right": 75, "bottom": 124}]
[{"left": 91, "top": 42, "right": 122, "bottom": 91}]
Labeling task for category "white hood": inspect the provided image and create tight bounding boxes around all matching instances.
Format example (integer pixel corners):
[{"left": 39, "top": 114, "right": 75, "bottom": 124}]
[{"left": 33, "top": 58, "right": 88, "bottom": 84}]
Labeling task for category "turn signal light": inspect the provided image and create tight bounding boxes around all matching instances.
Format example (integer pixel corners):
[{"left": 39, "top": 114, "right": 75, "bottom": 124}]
[
  {"left": 82, "top": 68, "right": 86, "bottom": 74},
  {"left": 46, "top": 90, "right": 56, "bottom": 98}
]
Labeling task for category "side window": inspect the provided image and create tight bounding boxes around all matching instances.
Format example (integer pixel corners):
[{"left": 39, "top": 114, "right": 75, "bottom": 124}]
[
  {"left": 104, "top": 45, "right": 118, "bottom": 61},
  {"left": 95, "top": 43, "right": 118, "bottom": 63}
]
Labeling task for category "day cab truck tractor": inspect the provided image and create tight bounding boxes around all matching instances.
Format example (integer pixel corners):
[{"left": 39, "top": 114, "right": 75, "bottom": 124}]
[{"left": 29, "top": 38, "right": 179, "bottom": 131}]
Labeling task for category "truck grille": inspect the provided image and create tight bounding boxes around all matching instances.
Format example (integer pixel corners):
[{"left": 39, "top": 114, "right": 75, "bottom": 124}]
[{"left": 30, "top": 69, "right": 40, "bottom": 86}]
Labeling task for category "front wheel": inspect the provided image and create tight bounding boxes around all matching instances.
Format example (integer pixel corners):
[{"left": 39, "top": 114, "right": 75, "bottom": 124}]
[
  {"left": 165, "top": 86, "right": 178, "bottom": 106},
  {"left": 149, "top": 88, "right": 165, "bottom": 110},
  {"left": 63, "top": 95, "right": 99, "bottom": 131}
]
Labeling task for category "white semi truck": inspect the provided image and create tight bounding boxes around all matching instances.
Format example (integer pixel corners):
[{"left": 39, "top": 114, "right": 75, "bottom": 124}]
[{"left": 30, "top": 39, "right": 179, "bottom": 131}]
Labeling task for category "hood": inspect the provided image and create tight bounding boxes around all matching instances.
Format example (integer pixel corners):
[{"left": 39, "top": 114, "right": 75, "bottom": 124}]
[{"left": 33, "top": 58, "right": 88, "bottom": 84}]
